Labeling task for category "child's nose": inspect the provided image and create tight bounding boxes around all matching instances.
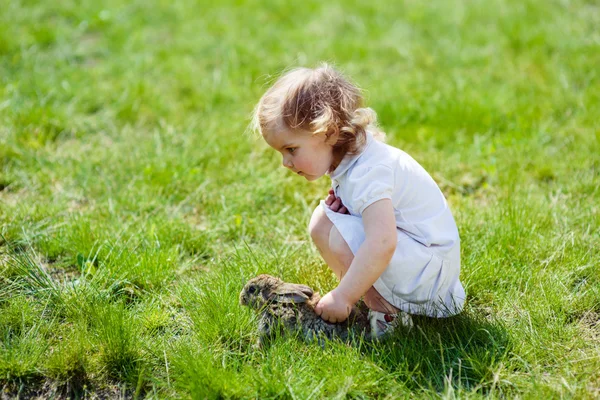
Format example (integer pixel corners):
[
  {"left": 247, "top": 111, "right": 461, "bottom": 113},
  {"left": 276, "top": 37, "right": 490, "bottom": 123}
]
[{"left": 282, "top": 156, "right": 293, "bottom": 169}]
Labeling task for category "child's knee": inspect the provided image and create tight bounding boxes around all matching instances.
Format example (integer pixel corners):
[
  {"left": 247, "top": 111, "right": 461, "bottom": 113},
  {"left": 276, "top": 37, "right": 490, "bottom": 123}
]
[{"left": 308, "top": 206, "right": 332, "bottom": 248}]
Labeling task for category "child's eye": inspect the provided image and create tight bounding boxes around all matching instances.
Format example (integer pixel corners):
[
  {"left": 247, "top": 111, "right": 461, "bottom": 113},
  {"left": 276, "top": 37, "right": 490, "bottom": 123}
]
[{"left": 287, "top": 148, "right": 297, "bottom": 154}]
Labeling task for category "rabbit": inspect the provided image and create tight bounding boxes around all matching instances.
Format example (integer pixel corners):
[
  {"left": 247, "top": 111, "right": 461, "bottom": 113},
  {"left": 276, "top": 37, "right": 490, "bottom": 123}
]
[{"left": 239, "top": 274, "right": 371, "bottom": 348}]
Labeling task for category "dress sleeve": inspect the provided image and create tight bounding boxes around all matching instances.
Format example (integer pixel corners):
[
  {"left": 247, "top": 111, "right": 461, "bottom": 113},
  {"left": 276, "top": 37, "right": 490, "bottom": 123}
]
[{"left": 348, "top": 164, "right": 394, "bottom": 215}]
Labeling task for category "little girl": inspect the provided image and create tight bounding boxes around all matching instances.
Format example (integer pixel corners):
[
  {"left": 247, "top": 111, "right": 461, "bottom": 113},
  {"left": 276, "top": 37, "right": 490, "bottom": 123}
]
[{"left": 252, "top": 65, "right": 465, "bottom": 338}]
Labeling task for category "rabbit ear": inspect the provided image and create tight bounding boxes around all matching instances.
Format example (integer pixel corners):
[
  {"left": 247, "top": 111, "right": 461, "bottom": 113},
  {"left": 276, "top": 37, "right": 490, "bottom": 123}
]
[{"left": 269, "top": 283, "right": 313, "bottom": 304}]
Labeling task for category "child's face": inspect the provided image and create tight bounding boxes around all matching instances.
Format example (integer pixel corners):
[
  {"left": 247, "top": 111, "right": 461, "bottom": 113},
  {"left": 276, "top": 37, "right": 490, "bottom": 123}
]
[{"left": 263, "top": 126, "right": 337, "bottom": 181}]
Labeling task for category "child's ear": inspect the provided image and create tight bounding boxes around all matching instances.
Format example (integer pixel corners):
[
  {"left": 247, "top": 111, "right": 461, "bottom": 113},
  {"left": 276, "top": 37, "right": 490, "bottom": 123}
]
[{"left": 324, "top": 130, "right": 339, "bottom": 145}]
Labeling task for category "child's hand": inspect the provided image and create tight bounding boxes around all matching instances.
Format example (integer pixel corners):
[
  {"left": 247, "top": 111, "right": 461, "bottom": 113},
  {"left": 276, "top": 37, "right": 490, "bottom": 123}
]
[
  {"left": 314, "top": 289, "right": 353, "bottom": 323},
  {"left": 325, "top": 188, "right": 349, "bottom": 214}
]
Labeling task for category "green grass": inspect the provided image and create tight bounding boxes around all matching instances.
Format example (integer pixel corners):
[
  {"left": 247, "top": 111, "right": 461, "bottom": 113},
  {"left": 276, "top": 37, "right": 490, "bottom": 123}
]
[{"left": 1, "top": 0, "right": 599, "bottom": 397}]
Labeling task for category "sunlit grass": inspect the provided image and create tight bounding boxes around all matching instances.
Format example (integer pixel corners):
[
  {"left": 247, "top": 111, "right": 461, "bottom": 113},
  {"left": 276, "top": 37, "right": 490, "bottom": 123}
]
[{"left": 1, "top": 0, "right": 599, "bottom": 397}]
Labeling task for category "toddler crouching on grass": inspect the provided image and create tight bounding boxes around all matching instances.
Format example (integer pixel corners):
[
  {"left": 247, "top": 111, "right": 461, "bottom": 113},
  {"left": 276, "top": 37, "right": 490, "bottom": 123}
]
[{"left": 252, "top": 64, "right": 465, "bottom": 338}]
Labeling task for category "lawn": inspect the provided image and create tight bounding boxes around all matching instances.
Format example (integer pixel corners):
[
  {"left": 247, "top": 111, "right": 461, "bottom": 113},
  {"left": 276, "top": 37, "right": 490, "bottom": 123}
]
[{"left": 1, "top": 0, "right": 599, "bottom": 398}]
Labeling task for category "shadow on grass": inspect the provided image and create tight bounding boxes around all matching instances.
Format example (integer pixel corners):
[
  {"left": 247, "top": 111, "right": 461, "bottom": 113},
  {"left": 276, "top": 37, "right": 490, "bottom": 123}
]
[{"left": 368, "top": 310, "right": 511, "bottom": 394}]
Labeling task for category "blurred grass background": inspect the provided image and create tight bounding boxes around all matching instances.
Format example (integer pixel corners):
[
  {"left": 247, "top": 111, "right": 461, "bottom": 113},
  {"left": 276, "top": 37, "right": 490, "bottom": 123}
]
[{"left": 1, "top": 0, "right": 599, "bottom": 398}]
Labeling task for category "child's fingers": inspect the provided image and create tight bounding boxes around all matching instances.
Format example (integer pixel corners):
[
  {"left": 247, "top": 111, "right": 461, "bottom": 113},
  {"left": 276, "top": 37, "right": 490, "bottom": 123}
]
[
  {"left": 317, "top": 307, "right": 334, "bottom": 323},
  {"left": 314, "top": 302, "right": 323, "bottom": 316},
  {"left": 330, "top": 198, "right": 342, "bottom": 211},
  {"left": 323, "top": 314, "right": 336, "bottom": 323},
  {"left": 315, "top": 299, "right": 335, "bottom": 322},
  {"left": 325, "top": 188, "right": 336, "bottom": 205},
  {"left": 325, "top": 189, "right": 349, "bottom": 214},
  {"left": 325, "top": 193, "right": 335, "bottom": 206}
]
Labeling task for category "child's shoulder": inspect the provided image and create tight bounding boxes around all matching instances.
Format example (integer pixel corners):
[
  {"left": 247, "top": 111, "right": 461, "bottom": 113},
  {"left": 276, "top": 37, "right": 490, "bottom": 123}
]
[
  {"left": 341, "top": 141, "right": 397, "bottom": 183},
  {"left": 356, "top": 138, "right": 412, "bottom": 171}
]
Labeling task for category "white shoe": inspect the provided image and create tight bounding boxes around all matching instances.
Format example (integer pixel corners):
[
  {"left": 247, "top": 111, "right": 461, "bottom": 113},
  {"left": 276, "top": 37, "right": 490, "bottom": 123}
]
[{"left": 368, "top": 310, "right": 413, "bottom": 339}]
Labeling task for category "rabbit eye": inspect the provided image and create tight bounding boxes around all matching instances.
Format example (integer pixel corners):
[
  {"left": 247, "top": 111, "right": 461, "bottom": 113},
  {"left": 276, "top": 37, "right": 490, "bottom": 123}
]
[{"left": 248, "top": 286, "right": 256, "bottom": 294}]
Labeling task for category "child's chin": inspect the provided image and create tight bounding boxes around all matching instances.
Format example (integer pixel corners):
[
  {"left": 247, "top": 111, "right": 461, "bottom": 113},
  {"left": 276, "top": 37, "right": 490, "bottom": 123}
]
[
  {"left": 303, "top": 174, "right": 321, "bottom": 182},
  {"left": 296, "top": 171, "right": 324, "bottom": 181}
]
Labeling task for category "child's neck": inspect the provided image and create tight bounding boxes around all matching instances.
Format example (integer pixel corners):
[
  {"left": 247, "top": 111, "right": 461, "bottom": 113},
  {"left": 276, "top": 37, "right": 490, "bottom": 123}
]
[{"left": 329, "top": 147, "right": 346, "bottom": 173}]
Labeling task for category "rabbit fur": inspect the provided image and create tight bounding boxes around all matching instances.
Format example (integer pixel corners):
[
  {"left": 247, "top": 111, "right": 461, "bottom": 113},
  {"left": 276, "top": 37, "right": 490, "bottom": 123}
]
[{"left": 239, "top": 274, "right": 371, "bottom": 347}]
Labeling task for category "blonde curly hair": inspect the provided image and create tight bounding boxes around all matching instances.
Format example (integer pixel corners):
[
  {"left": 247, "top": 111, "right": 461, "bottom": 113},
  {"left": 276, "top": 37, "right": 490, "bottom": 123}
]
[{"left": 252, "top": 64, "right": 385, "bottom": 158}]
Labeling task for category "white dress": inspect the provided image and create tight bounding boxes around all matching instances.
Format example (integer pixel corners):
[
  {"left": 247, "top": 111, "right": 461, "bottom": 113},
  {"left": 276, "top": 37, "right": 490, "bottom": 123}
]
[{"left": 321, "top": 132, "right": 465, "bottom": 317}]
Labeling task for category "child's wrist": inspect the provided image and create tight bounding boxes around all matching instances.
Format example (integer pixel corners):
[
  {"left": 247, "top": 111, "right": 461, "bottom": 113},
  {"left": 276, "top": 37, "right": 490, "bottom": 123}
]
[{"left": 333, "top": 286, "right": 359, "bottom": 306}]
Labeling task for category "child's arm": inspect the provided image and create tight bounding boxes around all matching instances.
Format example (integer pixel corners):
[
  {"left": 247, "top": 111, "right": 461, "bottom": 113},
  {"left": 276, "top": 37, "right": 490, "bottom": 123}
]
[{"left": 315, "top": 199, "right": 397, "bottom": 323}]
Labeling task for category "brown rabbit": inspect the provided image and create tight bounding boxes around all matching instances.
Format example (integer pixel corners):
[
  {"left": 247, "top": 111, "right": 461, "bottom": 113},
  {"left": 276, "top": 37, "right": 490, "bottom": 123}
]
[{"left": 239, "top": 274, "right": 371, "bottom": 347}]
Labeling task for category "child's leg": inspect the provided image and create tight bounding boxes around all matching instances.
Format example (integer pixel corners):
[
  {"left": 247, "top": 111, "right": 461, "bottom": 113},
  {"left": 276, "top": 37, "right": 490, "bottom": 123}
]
[
  {"left": 309, "top": 206, "right": 400, "bottom": 315},
  {"left": 308, "top": 206, "right": 351, "bottom": 279}
]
